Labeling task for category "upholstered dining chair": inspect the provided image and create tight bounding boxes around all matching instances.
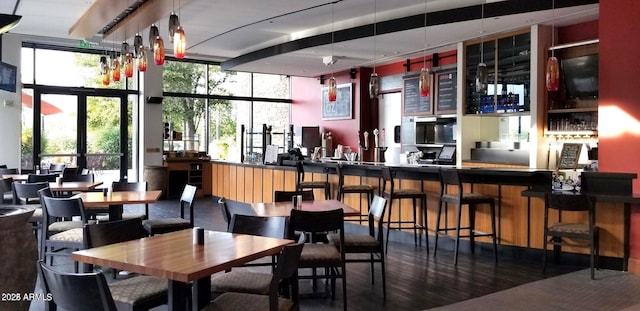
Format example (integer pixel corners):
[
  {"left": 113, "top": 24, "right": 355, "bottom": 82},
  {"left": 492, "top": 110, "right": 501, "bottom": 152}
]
[
  {"left": 328, "top": 195, "right": 387, "bottom": 298},
  {"left": 204, "top": 242, "right": 304, "bottom": 311},
  {"left": 83, "top": 218, "right": 169, "bottom": 310},
  {"left": 142, "top": 184, "right": 196, "bottom": 235},
  {"left": 12, "top": 181, "right": 48, "bottom": 235},
  {"left": 273, "top": 190, "right": 315, "bottom": 202}
]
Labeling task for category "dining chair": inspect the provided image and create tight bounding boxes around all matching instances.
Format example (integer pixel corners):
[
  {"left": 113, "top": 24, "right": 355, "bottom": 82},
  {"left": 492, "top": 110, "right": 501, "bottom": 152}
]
[
  {"left": 27, "top": 173, "right": 58, "bottom": 183},
  {"left": 83, "top": 218, "right": 169, "bottom": 310},
  {"left": 38, "top": 188, "right": 88, "bottom": 272},
  {"left": 328, "top": 195, "right": 387, "bottom": 298},
  {"left": 0, "top": 177, "right": 14, "bottom": 204},
  {"left": 205, "top": 242, "right": 304, "bottom": 311},
  {"left": 142, "top": 184, "right": 196, "bottom": 235},
  {"left": 61, "top": 173, "right": 95, "bottom": 182},
  {"left": 336, "top": 163, "right": 373, "bottom": 224},
  {"left": 0, "top": 167, "right": 18, "bottom": 175},
  {"left": 543, "top": 192, "right": 599, "bottom": 279},
  {"left": 111, "top": 181, "right": 149, "bottom": 219},
  {"left": 288, "top": 208, "right": 347, "bottom": 311},
  {"left": 12, "top": 181, "right": 48, "bottom": 235},
  {"left": 273, "top": 190, "right": 315, "bottom": 202},
  {"left": 210, "top": 214, "right": 290, "bottom": 294},
  {"left": 38, "top": 260, "right": 118, "bottom": 311},
  {"left": 218, "top": 197, "right": 232, "bottom": 230}
]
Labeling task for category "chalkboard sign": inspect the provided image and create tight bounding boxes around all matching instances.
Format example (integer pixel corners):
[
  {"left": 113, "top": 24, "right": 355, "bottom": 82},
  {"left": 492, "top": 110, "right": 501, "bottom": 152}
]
[
  {"left": 402, "top": 77, "right": 431, "bottom": 115},
  {"left": 435, "top": 71, "right": 457, "bottom": 114},
  {"left": 558, "top": 143, "right": 582, "bottom": 169},
  {"left": 322, "top": 83, "right": 352, "bottom": 120}
]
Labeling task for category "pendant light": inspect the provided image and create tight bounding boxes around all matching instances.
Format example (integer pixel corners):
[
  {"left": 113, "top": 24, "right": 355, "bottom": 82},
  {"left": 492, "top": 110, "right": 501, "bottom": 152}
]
[
  {"left": 137, "top": 46, "right": 148, "bottom": 72},
  {"left": 419, "top": 0, "right": 430, "bottom": 97},
  {"left": 121, "top": 41, "right": 133, "bottom": 78},
  {"left": 546, "top": 0, "right": 559, "bottom": 91},
  {"left": 100, "top": 55, "right": 110, "bottom": 86},
  {"left": 133, "top": 33, "right": 143, "bottom": 57},
  {"left": 369, "top": 0, "right": 380, "bottom": 99},
  {"left": 327, "top": 3, "right": 337, "bottom": 102},
  {"left": 475, "top": 3, "right": 488, "bottom": 94},
  {"left": 169, "top": 14, "right": 180, "bottom": 44},
  {"left": 154, "top": 36, "right": 165, "bottom": 65},
  {"left": 148, "top": 24, "right": 159, "bottom": 52},
  {"left": 111, "top": 50, "right": 121, "bottom": 82},
  {"left": 174, "top": 26, "right": 186, "bottom": 59}
]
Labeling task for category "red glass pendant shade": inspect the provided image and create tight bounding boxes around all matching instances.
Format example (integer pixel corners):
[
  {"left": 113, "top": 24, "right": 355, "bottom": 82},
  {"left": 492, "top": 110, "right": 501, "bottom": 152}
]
[
  {"left": 137, "top": 48, "right": 148, "bottom": 72},
  {"left": 419, "top": 68, "right": 430, "bottom": 97},
  {"left": 154, "top": 36, "right": 165, "bottom": 65},
  {"left": 328, "top": 77, "right": 337, "bottom": 102},
  {"left": 173, "top": 26, "right": 186, "bottom": 59},
  {"left": 112, "top": 58, "right": 121, "bottom": 82},
  {"left": 124, "top": 53, "right": 134, "bottom": 78},
  {"left": 546, "top": 56, "right": 560, "bottom": 91},
  {"left": 102, "top": 63, "right": 110, "bottom": 86}
]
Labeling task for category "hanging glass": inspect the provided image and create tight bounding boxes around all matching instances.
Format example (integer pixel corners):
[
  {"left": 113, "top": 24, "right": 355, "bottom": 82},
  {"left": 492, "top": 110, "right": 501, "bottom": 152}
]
[
  {"left": 102, "top": 62, "right": 111, "bottom": 86},
  {"left": 133, "top": 34, "right": 143, "bottom": 56},
  {"left": 419, "top": 68, "right": 430, "bottom": 97},
  {"left": 169, "top": 13, "right": 180, "bottom": 44},
  {"left": 475, "top": 63, "right": 488, "bottom": 94},
  {"left": 124, "top": 53, "right": 134, "bottom": 78},
  {"left": 148, "top": 24, "right": 159, "bottom": 52},
  {"left": 173, "top": 26, "right": 186, "bottom": 59},
  {"left": 137, "top": 47, "right": 148, "bottom": 72},
  {"left": 546, "top": 56, "right": 559, "bottom": 91},
  {"left": 112, "top": 57, "right": 121, "bottom": 82},
  {"left": 154, "top": 36, "right": 165, "bottom": 65},
  {"left": 328, "top": 77, "right": 337, "bottom": 102},
  {"left": 369, "top": 73, "right": 380, "bottom": 99}
]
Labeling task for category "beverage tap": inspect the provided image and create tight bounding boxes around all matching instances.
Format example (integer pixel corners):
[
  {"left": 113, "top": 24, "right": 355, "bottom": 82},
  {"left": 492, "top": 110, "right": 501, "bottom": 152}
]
[{"left": 373, "top": 129, "right": 379, "bottom": 148}]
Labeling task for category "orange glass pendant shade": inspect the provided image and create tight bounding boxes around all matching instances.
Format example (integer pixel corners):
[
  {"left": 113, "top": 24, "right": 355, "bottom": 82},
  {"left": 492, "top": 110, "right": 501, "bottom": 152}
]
[
  {"left": 112, "top": 58, "right": 121, "bottom": 82},
  {"left": 154, "top": 36, "right": 165, "bottom": 65},
  {"left": 419, "top": 68, "right": 430, "bottom": 97},
  {"left": 546, "top": 56, "right": 560, "bottom": 91},
  {"left": 124, "top": 53, "right": 134, "bottom": 78},
  {"left": 137, "top": 48, "right": 148, "bottom": 72},
  {"left": 173, "top": 26, "right": 186, "bottom": 59},
  {"left": 102, "top": 63, "right": 111, "bottom": 86},
  {"left": 328, "top": 77, "right": 337, "bottom": 102}
]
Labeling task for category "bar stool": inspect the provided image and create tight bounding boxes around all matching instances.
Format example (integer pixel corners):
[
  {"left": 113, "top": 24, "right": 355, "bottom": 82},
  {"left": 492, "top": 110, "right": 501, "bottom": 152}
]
[
  {"left": 336, "top": 163, "right": 373, "bottom": 223},
  {"left": 296, "top": 161, "right": 331, "bottom": 200},
  {"left": 381, "top": 166, "right": 428, "bottom": 253},
  {"left": 434, "top": 167, "right": 497, "bottom": 265}
]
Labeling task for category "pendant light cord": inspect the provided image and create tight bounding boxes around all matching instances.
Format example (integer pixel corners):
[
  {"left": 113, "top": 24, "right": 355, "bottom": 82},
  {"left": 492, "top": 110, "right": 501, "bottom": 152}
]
[
  {"left": 373, "top": 0, "right": 377, "bottom": 72},
  {"left": 331, "top": 3, "right": 334, "bottom": 78},
  {"left": 551, "top": 0, "right": 555, "bottom": 57},
  {"left": 423, "top": 0, "right": 427, "bottom": 68},
  {"left": 480, "top": 2, "right": 484, "bottom": 63}
]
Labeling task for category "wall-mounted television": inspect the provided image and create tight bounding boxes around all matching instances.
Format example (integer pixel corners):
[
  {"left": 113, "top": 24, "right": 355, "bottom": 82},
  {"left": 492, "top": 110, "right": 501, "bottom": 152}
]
[
  {"left": 561, "top": 54, "right": 598, "bottom": 100},
  {"left": 0, "top": 61, "right": 16, "bottom": 93}
]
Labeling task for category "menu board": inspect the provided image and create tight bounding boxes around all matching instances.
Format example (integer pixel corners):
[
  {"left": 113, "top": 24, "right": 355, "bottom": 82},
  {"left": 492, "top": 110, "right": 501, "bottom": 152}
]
[
  {"left": 403, "top": 77, "right": 431, "bottom": 115},
  {"left": 436, "top": 71, "right": 457, "bottom": 114},
  {"left": 558, "top": 143, "right": 582, "bottom": 169}
]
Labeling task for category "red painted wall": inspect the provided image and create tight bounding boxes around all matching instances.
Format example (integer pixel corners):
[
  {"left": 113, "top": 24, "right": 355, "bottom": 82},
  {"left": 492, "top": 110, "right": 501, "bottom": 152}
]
[
  {"left": 558, "top": 20, "right": 599, "bottom": 44},
  {"left": 599, "top": 0, "right": 640, "bottom": 261},
  {"left": 291, "top": 50, "right": 457, "bottom": 158}
]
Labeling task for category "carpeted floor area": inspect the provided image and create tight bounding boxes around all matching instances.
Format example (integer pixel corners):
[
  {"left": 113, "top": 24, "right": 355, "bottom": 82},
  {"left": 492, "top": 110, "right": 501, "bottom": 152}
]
[{"left": 428, "top": 269, "right": 640, "bottom": 311}]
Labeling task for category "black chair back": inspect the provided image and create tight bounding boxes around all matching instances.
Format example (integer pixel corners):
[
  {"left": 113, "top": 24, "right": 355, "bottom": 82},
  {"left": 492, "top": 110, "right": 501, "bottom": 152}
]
[
  {"left": 40, "top": 194, "right": 88, "bottom": 221},
  {"left": 368, "top": 195, "right": 387, "bottom": 241},
  {"left": 111, "top": 181, "right": 147, "bottom": 192},
  {"left": 28, "top": 173, "right": 58, "bottom": 183},
  {"left": 0, "top": 168, "right": 18, "bottom": 175},
  {"left": 0, "top": 177, "right": 13, "bottom": 203},
  {"left": 380, "top": 166, "right": 395, "bottom": 194},
  {"left": 62, "top": 173, "right": 95, "bottom": 182},
  {"left": 48, "top": 164, "right": 66, "bottom": 174},
  {"left": 218, "top": 197, "right": 232, "bottom": 229},
  {"left": 288, "top": 208, "right": 344, "bottom": 239},
  {"left": 273, "top": 190, "right": 314, "bottom": 202},
  {"left": 0, "top": 164, "right": 6, "bottom": 169},
  {"left": 229, "top": 214, "right": 287, "bottom": 239},
  {"left": 38, "top": 261, "right": 117, "bottom": 311},
  {"left": 275, "top": 242, "right": 304, "bottom": 283},
  {"left": 84, "top": 218, "right": 148, "bottom": 249},
  {"left": 13, "top": 181, "right": 49, "bottom": 204}
]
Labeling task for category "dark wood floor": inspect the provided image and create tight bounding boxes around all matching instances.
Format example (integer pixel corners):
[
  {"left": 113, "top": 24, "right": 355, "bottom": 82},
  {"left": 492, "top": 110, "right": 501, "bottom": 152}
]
[{"left": 30, "top": 196, "right": 583, "bottom": 311}]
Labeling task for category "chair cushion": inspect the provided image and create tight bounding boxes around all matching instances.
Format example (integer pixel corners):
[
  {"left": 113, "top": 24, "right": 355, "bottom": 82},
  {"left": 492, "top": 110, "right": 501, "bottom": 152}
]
[
  {"left": 210, "top": 271, "right": 273, "bottom": 295},
  {"left": 206, "top": 292, "right": 294, "bottom": 311},
  {"left": 299, "top": 181, "right": 329, "bottom": 188},
  {"left": 299, "top": 243, "right": 342, "bottom": 268},
  {"left": 342, "top": 184, "right": 373, "bottom": 191},
  {"left": 49, "top": 228, "right": 83, "bottom": 243},
  {"left": 95, "top": 213, "right": 147, "bottom": 222},
  {"left": 30, "top": 208, "right": 42, "bottom": 222},
  {"left": 548, "top": 223, "right": 591, "bottom": 235},
  {"left": 108, "top": 275, "right": 168, "bottom": 306},
  {"left": 328, "top": 233, "right": 379, "bottom": 253},
  {"left": 49, "top": 220, "right": 84, "bottom": 233},
  {"left": 392, "top": 189, "right": 425, "bottom": 196}
]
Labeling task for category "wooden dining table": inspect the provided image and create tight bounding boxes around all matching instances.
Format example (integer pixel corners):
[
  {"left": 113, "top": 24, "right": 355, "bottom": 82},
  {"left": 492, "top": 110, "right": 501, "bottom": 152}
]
[
  {"left": 74, "top": 190, "right": 162, "bottom": 221},
  {"left": 1, "top": 174, "right": 28, "bottom": 182},
  {"left": 250, "top": 199, "right": 361, "bottom": 217},
  {"left": 48, "top": 181, "right": 103, "bottom": 192},
  {"left": 72, "top": 229, "right": 294, "bottom": 311}
]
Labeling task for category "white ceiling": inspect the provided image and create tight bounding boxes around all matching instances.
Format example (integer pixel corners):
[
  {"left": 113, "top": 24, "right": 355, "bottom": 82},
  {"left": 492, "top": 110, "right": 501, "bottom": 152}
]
[{"left": 3, "top": 0, "right": 599, "bottom": 77}]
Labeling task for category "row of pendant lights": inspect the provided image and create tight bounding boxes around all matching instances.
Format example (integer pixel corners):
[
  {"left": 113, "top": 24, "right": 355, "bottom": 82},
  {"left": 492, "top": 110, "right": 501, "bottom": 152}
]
[{"left": 100, "top": 4, "right": 186, "bottom": 85}]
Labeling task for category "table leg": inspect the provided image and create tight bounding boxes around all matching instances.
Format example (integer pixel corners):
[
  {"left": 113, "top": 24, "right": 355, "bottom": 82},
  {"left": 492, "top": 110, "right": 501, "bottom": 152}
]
[
  {"left": 109, "top": 204, "right": 123, "bottom": 221},
  {"left": 168, "top": 280, "right": 190, "bottom": 311},
  {"left": 192, "top": 276, "right": 212, "bottom": 311},
  {"left": 624, "top": 202, "right": 630, "bottom": 271}
]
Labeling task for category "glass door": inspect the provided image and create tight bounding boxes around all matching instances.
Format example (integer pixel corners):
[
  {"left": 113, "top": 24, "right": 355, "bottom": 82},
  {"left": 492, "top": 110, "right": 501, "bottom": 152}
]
[{"left": 31, "top": 89, "right": 130, "bottom": 182}]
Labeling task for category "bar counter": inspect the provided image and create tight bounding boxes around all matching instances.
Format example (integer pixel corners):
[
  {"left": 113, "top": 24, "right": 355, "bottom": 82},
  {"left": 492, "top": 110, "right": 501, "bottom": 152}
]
[{"left": 210, "top": 159, "right": 635, "bottom": 268}]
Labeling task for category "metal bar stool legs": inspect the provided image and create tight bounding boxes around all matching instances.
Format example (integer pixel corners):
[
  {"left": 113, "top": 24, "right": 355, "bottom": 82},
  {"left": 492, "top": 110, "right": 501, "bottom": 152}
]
[{"left": 384, "top": 195, "right": 428, "bottom": 253}]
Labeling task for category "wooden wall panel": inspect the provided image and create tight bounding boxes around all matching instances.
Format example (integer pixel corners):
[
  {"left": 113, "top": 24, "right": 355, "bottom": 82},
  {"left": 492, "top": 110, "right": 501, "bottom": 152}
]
[
  {"left": 236, "top": 166, "right": 245, "bottom": 202},
  {"left": 229, "top": 165, "right": 237, "bottom": 200},
  {"left": 222, "top": 164, "right": 230, "bottom": 199},
  {"left": 252, "top": 168, "right": 263, "bottom": 203}
]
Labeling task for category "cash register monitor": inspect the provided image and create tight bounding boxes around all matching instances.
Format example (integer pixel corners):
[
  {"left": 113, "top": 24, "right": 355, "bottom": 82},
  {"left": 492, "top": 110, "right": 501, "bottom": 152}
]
[{"left": 437, "top": 145, "right": 456, "bottom": 164}]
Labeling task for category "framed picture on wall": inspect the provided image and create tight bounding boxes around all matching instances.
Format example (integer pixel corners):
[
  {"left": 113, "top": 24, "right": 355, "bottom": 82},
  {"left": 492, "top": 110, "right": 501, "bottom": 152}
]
[{"left": 321, "top": 83, "right": 352, "bottom": 120}]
